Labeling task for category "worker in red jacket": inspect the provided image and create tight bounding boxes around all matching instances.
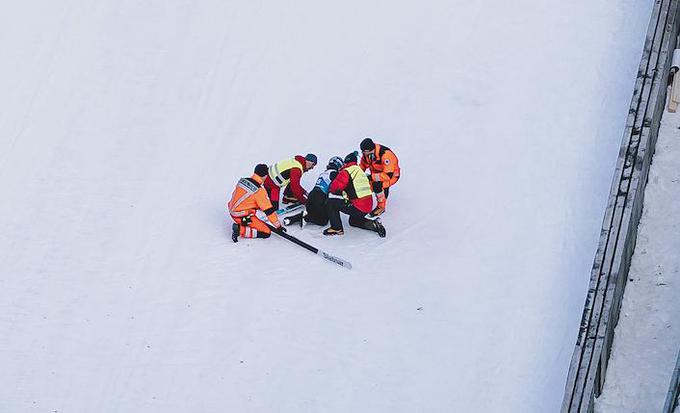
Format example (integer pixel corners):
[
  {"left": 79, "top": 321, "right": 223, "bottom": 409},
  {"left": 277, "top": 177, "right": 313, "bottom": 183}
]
[
  {"left": 359, "top": 137, "right": 400, "bottom": 216},
  {"left": 264, "top": 154, "right": 317, "bottom": 209},
  {"left": 324, "top": 152, "right": 386, "bottom": 237}
]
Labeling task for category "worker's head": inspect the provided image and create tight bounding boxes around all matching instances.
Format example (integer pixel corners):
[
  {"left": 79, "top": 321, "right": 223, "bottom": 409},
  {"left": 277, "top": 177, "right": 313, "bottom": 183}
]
[
  {"left": 254, "top": 163, "right": 269, "bottom": 178},
  {"left": 304, "top": 153, "right": 317, "bottom": 171},
  {"left": 326, "top": 156, "right": 344, "bottom": 171},
  {"left": 360, "top": 137, "right": 376, "bottom": 160},
  {"left": 344, "top": 151, "right": 358, "bottom": 164}
]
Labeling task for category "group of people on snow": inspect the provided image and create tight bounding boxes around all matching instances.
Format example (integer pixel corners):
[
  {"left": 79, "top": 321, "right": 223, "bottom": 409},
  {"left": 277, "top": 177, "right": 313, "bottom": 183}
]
[{"left": 227, "top": 137, "right": 400, "bottom": 242}]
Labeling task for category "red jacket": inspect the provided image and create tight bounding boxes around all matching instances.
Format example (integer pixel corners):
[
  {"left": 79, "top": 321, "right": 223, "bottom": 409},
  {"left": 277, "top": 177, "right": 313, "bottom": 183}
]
[
  {"left": 288, "top": 155, "right": 308, "bottom": 203},
  {"left": 329, "top": 162, "right": 373, "bottom": 213}
]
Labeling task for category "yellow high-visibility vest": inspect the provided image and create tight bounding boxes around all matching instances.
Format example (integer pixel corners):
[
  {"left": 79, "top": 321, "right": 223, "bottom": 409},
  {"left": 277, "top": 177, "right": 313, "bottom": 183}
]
[
  {"left": 345, "top": 165, "right": 372, "bottom": 199},
  {"left": 268, "top": 158, "right": 304, "bottom": 187}
]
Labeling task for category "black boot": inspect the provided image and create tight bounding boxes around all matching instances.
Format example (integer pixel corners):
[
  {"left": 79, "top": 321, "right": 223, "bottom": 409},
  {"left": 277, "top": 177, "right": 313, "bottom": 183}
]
[
  {"left": 283, "top": 212, "right": 304, "bottom": 226},
  {"left": 323, "top": 227, "right": 344, "bottom": 236},
  {"left": 356, "top": 216, "right": 383, "bottom": 236},
  {"left": 231, "top": 223, "right": 239, "bottom": 243},
  {"left": 372, "top": 219, "right": 386, "bottom": 238},
  {"left": 282, "top": 194, "right": 298, "bottom": 205}
]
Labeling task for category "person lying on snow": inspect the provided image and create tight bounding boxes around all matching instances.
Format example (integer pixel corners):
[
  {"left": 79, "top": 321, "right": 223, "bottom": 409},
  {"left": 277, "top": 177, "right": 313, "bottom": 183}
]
[
  {"left": 323, "top": 152, "right": 386, "bottom": 237},
  {"left": 285, "top": 156, "right": 344, "bottom": 227},
  {"left": 359, "top": 137, "right": 400, "bottom": 217},
  {"left": 228, "top": 164, "right": 284, "bottom": 243},
  {"left": 264, "top": 153, "right": 317, "bottom": 209}
]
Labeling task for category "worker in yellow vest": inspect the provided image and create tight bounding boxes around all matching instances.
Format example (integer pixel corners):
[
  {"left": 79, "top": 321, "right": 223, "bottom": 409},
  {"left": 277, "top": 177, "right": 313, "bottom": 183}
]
[
  {"left": 264, "top": 154, "right": 317, "bottom": 209},
  {"left": 324, "top": 152, "right": 386, "bottom": 237}
]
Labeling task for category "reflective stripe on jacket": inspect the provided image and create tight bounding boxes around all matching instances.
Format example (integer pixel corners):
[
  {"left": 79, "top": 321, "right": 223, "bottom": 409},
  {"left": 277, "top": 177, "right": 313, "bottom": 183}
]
[
  {"left": 227, "top": 174, "right": 280, "bottom": 226},
  {"left": 344, "top": 165, "right": 372, "bottom": 199},
  {"left": 329, "top": 162, "right": 373, "bottom": 213},
  {"left": 268, "top": 158, "right": 304, "bottom": 187}
]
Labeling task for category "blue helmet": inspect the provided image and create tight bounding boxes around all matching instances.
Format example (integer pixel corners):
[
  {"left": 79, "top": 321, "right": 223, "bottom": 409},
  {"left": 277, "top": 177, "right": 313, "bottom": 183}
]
[{"left": 327, "top": 156, "right": 344, "bottom": 171}]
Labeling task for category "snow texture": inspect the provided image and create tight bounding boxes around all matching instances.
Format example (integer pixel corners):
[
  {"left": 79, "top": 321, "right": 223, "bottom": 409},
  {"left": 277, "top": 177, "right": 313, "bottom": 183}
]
[
  {"left": 0, "top": 1, "right": 651, "bottom": 412},
  {"left": 596, "top": 107, "right": 680, "bottom": 413}
]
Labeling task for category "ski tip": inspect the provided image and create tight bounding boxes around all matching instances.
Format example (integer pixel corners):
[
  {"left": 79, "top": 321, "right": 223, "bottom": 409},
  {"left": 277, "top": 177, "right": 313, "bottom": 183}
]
[{"left": 318, "top": 250, "right": 352, "bottom": 270}]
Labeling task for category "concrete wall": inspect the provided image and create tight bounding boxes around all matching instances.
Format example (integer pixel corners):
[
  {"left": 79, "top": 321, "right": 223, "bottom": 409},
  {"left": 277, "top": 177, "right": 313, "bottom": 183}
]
[
  {"left": 663, "top": 350, "right": 680, "bottom": 413},
  {"left": 561, "top": 1, "right": 680, "bottom": 412}
]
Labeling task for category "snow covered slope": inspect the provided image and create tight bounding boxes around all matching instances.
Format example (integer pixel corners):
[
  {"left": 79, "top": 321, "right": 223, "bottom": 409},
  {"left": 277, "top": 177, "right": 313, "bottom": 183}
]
[{"left": 0, "top": 1, "right": 651, "bottom": 412}]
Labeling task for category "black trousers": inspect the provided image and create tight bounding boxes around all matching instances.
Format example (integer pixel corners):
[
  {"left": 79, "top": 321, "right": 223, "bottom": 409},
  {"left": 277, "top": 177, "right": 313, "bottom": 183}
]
[
  {"left": 326, "top": 198, "right": 372, "bottom": 231},
  {"left": 304, "top": 189, "right": 329, "bottom": 225}
]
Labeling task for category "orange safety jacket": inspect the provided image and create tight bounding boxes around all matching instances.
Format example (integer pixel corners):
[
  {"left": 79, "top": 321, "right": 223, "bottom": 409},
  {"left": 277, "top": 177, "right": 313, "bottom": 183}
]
[
  {"left": 359, "top": 143, "right": 400, "bottom": 186},
  {"left": 228, "top": 174, "right": 281, "bottom": 227}
]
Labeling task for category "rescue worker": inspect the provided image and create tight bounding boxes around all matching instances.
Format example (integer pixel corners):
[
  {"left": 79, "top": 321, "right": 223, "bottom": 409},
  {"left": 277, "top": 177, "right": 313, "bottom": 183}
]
[
  {"left": 324, "top": 152, "right": 386, "bottom": 237},
  {"left": 359, "top": 137, "right": 400, "bottom": 216},
  {"left": 264, "top": 153, "right": 317, "bottom": 209},
  {"left": 228, "top": 164, "right": 284, "bottom": 243},
  {"left": 286, "top": 156, "right": 344, "bottom": 226}
]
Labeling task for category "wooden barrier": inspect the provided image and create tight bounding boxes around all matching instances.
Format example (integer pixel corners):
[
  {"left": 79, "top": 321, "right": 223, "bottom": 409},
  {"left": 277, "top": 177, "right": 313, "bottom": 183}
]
[{"left": 561, "top": 1, "right": 680, "bottom": 411}]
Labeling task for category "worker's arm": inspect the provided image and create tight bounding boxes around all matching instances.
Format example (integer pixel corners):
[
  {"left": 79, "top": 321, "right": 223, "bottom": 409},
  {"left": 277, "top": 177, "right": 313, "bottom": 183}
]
[
  {"left": 287, "top": 168, "right": 307, "bottom": 203},
  {"left": 255, "top": 189, "right": 281, "bottom": 227},
  {"left": 329, "top": 170, "right": 349, "bottom": 194}
]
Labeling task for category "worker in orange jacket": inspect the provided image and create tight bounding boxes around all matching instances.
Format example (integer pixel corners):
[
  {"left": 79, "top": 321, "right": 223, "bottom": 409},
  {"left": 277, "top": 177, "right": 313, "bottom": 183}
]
[
  {"left": 228, "top": 164, "right": 284, "bottom": 243},
  {"left": 359, "top": 137, "right": 400, "bottom": 216}
]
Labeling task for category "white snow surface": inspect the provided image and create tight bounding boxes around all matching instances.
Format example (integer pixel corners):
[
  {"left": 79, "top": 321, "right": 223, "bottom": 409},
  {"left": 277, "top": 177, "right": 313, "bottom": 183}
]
[
  {"left": 0, "top": 1, "right": 652, "bottom": 412},
  {"left": 595, "top": 107, "right": 680, "bottom": 413}
]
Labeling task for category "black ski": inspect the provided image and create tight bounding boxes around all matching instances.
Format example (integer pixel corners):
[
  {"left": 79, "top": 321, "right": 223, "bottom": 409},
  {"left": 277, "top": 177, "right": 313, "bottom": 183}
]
[{"left": 266, "top": 224, "right": 352, "bottom": 270}]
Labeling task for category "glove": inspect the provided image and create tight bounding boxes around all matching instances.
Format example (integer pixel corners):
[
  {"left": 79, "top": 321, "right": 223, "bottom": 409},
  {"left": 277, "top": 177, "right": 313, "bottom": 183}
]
[{"left": 271, "top": 220, "right": 286, "bottom": 232}]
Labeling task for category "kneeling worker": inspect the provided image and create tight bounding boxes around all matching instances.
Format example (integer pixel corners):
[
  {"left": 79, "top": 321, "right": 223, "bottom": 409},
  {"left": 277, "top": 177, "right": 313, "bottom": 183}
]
[
  {"left": 359, "top": 137, "right": 400, "bottom": 216},
  {"left": 324, "top": 152, "right": 386, "bottom": 237},
  {"left": 228, "top": 164, "right": 284, "bottom": 242},
  {"left": 264, "top": 154, "right": 317, "bottom": 209},
  {"left": 285, "top": 156, "right": 344, "bottom": 226}
]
